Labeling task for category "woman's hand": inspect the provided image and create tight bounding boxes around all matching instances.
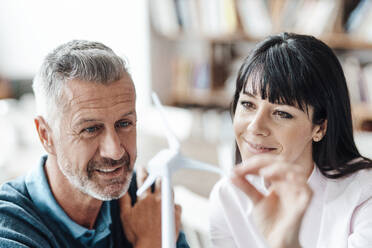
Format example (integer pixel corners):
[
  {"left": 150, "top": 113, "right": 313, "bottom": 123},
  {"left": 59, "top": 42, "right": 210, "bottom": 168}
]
[{"left": 231, "top": 155, "right": 313, "bottom": 248}]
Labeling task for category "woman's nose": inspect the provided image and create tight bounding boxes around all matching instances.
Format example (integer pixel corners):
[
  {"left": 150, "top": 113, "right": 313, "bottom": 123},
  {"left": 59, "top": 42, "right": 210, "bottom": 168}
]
[{"left": 247, "top": 110, "right": 270, "bottom": 137}]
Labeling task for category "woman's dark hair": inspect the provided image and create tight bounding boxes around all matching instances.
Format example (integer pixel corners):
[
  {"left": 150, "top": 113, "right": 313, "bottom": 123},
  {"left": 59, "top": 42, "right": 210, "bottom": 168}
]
[{"left": 232, "top": 32, "right": 372, "bottom": 179}]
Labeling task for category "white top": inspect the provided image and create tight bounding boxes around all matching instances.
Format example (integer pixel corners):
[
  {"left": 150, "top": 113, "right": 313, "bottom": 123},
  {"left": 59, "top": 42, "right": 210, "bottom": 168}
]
[{"left": 209, "top": 167, "right": 372, "bottom": 248}]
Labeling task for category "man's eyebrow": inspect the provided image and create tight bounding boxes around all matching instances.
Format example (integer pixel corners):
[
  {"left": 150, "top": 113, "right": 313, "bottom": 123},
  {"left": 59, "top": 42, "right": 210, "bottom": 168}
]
[
  {"left": 119, "top": 111, "right": 136, "bottom": 118},
  {"left": 75, "top": 110, "right": 136, "bottom": 126},
  {"left": 75, "top": 119, "right": 99, "bottom": 126}
]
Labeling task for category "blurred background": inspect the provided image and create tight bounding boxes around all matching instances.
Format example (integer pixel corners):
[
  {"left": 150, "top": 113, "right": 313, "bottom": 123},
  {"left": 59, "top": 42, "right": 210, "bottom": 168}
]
[{"left": 1, "top": 1, "right": 372, "bottom": 247}]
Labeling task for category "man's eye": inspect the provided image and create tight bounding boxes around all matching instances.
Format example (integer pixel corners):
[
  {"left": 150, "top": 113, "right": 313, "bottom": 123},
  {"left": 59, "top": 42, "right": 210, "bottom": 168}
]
[
  {"left": 116, "top": 121, "right": 131, "bottom": 129},
  {"left": 83, "top": 126, "right": 100, "bottom": 133},
  {"left": 241, "top": 101, "right": 255, "bottom": 110},
  {"left": 275, "top": 111, "right": 293, "bottom": 119}
]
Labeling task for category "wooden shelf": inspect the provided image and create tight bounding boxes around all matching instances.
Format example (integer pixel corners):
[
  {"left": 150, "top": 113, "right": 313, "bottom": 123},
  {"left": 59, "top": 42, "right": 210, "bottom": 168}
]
[
  {"left": 156, "top": 31, "right": 372, "bottom": 50},
  {"left": 172, "top": 89, "right": 232, "bottom": 109},
  {"left": 352, "top": 103, "right": 372, "bottom": 131},
  {"left": 320, "top": 33, "right": 372, "bottom": 50}
]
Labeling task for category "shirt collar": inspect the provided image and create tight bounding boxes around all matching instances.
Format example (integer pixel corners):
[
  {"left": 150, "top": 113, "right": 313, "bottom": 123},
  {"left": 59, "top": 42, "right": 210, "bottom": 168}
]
[
  {"left": 25, "top": 155, "right": 112, "bottom": 240},
  {"left": 307, "top": 164, "right": 327, "bottom": 192}
]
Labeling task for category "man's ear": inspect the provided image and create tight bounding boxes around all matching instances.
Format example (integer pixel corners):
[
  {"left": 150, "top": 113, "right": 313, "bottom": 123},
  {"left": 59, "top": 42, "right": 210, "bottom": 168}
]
[
  {"left": 34, "top": 116, "right": 56, "bottom": 155},
  {"left": 312, "top": 119, "right": 328, "bottom": 142}
]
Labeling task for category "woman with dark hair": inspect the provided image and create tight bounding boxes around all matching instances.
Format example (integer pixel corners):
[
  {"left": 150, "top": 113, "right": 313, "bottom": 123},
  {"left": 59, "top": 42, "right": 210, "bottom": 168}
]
[{"left": 209, "top": 33, "right": 372, "bottom": 248}]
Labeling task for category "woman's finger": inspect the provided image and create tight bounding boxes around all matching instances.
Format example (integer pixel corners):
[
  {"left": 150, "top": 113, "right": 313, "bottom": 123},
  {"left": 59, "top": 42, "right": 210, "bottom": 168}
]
[
  {"left": 231, "top": 170, "right": 264, "bottom": 204},
  {"left": 259, "top": 162, "right": 307, "bottom": 182},
  {"left": 271, "top": 180, "right": 313, "bottom": 208},
  {"left": 234, "top": 154, "right": 280, "bottom": 177}
]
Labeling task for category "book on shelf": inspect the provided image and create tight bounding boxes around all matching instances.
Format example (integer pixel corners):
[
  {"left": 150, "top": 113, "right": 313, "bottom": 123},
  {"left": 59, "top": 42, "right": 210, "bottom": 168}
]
[
  {"left": 151, "top": 0, "right": 239, "bottom": 37},
  {"left": 362, "top": 63, "right": 372, "bottom": 103},
  {"left": 192, "top": 62, "right": 210, "bottom": 90},
  {"left": 222, "top": 0, "right": 239, "bottom": 35},
  {"left": 346, "top": 0, "right": 372, "bottom": 42},
  {"left": 341, "top": 55, "right": 372, "bottom": 105},
  {"left": 236, "top": 0, "right": 342, "bottom": 38},
  {"left": 275, "top": 0, "right": 303, "bottom": 32},
  {"left": 236, "top": 0, "right": 272, "bottom": 38},
  {"left": 292, "top": 0, "right": 342, "bottom": 36},
  {"left": 172, "top": 57, "right": 191, "bottom": 100},
  {"left": 171, "top": 57, "right": 212, "bottom": 104},
  {"left": 342, "top": 56, "right": 363, "bottom": 104},
  {"left": 174, "top": 0, "right": 200, "bottom": 34},
  {"left": 198, "top": 0, "right": 238, "bottom": 37},
  {"left": 150, "top": 0, "right": 180, "bottom": 36}
]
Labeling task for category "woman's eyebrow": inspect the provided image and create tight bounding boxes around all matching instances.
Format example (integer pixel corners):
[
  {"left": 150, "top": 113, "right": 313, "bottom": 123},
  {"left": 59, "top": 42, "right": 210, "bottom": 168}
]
[{"left": 242, "top": 91, "right": 257, "bottom": 98}]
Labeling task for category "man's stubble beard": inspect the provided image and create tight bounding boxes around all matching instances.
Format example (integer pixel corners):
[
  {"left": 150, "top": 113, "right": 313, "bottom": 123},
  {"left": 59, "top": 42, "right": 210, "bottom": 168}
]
[{"left": 57, "top": 153, "right": 134, "bottom": 201}]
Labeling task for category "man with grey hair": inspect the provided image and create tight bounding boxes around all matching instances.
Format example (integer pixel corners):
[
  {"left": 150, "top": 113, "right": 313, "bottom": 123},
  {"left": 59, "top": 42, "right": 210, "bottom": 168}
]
[{"left": 0, "top": 40, "right": 189, "bottom": 248}]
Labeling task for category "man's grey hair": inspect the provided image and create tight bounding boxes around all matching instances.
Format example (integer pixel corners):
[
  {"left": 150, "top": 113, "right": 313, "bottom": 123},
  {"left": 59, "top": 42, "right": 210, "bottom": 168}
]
[{"left": 32, "top": 40, "right": 129, "bottom": 125}]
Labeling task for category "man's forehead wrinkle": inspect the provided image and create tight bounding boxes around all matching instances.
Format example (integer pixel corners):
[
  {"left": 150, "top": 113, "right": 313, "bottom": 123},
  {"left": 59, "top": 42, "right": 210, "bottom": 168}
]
[
  {"left": 63, "top": 78, "right": 134, "bottom": 102},
  {"left": 65, "top": 84, "right": 134, "bottom": 108},
  {"left": 70, "top": 99, "right": 135, "bottom": 123},
  {"left": 70, "top": 93, "right": 134, "bottom": 107}
]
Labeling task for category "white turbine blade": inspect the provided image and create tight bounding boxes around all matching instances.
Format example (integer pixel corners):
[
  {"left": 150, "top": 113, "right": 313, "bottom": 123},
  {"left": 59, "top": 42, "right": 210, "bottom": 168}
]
[
  {"left": 136, "top": 174, "right": 157, "bottom": 196},
  {"left": 178, "top": 156, "right": 223, "bottom": 175},
  {"left": 152, "top": 92, "right": 180, "bottom": 151}
]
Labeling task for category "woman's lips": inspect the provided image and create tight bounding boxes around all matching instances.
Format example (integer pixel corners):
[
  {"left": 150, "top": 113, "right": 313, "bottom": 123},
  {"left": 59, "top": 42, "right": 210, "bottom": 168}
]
[{"left": 245, "top": 140, "right": 276, "bottom": 154}]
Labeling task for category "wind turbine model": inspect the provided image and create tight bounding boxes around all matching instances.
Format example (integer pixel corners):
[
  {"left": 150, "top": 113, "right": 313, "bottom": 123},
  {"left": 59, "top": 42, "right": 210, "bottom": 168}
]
[{"left": 136, "top": 92, "right": 223, "bottom": 248}]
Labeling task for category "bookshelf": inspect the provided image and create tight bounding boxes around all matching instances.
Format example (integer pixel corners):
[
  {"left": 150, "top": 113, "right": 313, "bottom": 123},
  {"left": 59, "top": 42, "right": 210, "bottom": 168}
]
[{"left": 149, "top": 0, "right": 372, "bottom": 131}]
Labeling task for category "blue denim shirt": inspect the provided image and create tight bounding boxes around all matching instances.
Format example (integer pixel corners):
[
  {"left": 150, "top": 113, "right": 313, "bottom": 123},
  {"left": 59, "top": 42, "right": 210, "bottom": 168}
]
[
  {"left": 0, "top": 156, "right": 189, "bottom": 247},
  {"left": 25, "top": 156, "right": 113, "bottom": 247}
]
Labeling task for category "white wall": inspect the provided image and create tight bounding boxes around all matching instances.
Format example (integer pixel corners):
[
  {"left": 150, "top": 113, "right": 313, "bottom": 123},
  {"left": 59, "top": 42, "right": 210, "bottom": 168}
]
[{"left": 0, "top": 0, "right": 151, "bottom": 108}]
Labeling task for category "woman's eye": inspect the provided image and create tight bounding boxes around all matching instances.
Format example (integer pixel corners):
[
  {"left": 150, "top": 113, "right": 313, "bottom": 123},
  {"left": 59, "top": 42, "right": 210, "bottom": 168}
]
[
  {"left": 241, "top": 101, "right": 255, "bottom": 110},
  {"left": 275, "top": 111, "right": 293, "bottom": 119}
]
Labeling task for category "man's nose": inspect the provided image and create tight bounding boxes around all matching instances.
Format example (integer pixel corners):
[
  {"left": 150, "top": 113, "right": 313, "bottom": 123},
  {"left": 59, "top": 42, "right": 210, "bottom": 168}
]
[
  {"left": 99, "top": 129, "right": 125, "bottom": 161},
  {"left": 247, "top": 110, "right": 270, "bottom": 137}
]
